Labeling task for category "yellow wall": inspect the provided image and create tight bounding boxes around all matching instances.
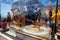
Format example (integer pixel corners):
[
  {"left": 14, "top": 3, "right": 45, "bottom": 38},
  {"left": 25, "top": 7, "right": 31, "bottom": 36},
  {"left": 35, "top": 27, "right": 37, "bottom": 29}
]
[
  {"left": 51, "top": 8, "right": 60, "bottom": 22},
  {"left": 45, "top": 8, "right": 60, "bottom": 22}
]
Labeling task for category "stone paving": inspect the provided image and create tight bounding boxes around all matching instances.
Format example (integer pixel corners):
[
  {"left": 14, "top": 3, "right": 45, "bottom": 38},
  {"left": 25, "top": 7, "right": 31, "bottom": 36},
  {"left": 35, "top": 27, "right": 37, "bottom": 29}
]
[{"left": 0, "top": 35, "right": 8, "bottom": 40}]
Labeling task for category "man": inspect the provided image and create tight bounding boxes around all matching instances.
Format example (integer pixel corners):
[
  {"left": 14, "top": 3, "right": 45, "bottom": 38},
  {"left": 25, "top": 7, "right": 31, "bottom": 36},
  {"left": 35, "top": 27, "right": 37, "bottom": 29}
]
[
  {"left": 7, "top": 12, "right": 11, "bottom": 26},
  {"left": 7, "top": 12, "right": 11, "bottom": 22},
  {"left": 1, "top": 18, "right": 9, "bottom": 32}
]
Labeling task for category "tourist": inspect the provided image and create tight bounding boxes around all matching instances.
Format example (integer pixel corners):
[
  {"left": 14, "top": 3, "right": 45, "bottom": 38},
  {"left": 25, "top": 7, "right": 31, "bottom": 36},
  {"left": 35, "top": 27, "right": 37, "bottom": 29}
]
[
  {"left": 1, "top": 18, "right": 9, "bottom": 32},
  {"left": 7, "top": 12, "right": 11, "bottom": 26}
]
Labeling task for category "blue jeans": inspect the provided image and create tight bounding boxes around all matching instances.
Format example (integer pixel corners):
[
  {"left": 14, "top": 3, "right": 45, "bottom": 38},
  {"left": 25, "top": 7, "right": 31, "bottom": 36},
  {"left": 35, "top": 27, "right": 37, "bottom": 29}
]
[{"left": 1, "top": 27, "right": 9, "bottom": 32}]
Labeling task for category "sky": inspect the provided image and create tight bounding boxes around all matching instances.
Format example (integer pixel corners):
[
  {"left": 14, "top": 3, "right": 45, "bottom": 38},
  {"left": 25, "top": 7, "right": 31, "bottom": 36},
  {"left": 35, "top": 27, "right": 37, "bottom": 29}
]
[
  {"left": 0, "top": 0, "right": 59, "bottom": 18},
  {"left": 1, "top": 2, "right": 11, "bottom": 18}
]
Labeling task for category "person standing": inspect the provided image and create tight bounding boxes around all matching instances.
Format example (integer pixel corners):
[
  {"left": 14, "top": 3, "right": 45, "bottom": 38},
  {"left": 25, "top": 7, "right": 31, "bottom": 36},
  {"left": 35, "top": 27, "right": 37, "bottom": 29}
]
[
  {"left": 0, "top": 14, "right": 1, "bottom": 28},
  {"left": 7, "top": 12, "right": 11, "bottom": 26},
  {"left": 37, "top": 10, "right": 41, "bottom": 22},
  {"left": 18, "top": 14, "right": 22, "bottom": 27},
  {"left": 1, "top": 18, "right": 9, "bottom": 32},
  {"left": 49, "top": 10, "right": 52, "bottom": 25},
  {"left": 56, "top": 24, "right": 60, "bottom": 40}
]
